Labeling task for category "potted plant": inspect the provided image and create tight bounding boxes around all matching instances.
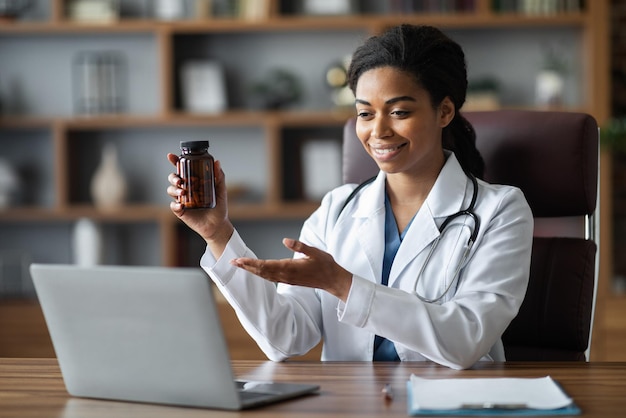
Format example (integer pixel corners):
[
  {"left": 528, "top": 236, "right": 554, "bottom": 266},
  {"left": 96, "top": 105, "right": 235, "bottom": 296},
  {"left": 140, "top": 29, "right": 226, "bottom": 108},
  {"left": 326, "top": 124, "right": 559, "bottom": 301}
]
[
  {"left": 602, "top": 117, "right": 626, "bottom": 152},
  {"left": 465, "top": 77, "right": 500, "bottom": 111}
]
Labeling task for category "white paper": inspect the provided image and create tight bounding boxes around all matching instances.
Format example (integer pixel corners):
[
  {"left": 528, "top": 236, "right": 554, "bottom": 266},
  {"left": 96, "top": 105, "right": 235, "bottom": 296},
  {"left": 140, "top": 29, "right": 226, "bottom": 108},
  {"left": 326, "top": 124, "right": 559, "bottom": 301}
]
[{"left": 409, "top": 375, "right": 573, "bottom": 410}]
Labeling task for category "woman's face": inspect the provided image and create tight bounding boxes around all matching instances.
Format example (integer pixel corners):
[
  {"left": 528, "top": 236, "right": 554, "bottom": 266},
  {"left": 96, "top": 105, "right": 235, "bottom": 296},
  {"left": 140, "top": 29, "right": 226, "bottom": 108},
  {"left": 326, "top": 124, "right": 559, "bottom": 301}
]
[{"left": 354, "top": 66, "right": 454, "bottom": 178}]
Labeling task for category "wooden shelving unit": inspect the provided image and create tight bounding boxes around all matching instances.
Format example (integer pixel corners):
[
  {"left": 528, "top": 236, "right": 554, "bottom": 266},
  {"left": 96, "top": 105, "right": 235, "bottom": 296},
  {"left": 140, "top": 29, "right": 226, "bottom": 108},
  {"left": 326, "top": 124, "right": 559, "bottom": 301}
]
[{"left": 1, "top": 0, "right": 620, "bottom": 361}]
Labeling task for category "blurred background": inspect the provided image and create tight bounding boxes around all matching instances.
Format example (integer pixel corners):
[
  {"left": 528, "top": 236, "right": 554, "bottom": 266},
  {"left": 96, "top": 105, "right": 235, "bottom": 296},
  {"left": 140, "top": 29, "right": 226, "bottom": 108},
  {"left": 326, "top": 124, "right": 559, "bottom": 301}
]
[{"left": 0, "top": 0, "right": 624, "bottom": 361}]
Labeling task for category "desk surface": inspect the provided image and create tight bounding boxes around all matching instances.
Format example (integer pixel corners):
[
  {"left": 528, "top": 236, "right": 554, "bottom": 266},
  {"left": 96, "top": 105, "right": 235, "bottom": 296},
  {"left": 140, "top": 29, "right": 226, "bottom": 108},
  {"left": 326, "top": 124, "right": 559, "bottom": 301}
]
[{"left": 1, "top": 358, "right": 625, "bottom": 417}]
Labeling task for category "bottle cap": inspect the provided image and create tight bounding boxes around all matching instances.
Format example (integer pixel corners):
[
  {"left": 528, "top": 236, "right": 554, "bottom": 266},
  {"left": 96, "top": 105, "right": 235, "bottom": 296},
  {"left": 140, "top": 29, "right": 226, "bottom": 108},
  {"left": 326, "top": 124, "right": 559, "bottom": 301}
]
[{"left": 180, "top": 140, "right": 209, "bottom": 150}]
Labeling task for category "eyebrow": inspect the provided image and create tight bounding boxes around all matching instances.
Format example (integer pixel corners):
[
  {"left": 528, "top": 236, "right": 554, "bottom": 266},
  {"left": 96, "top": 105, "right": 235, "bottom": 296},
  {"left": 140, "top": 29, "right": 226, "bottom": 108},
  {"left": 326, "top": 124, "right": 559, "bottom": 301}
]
[{"left": 355, "top": 96, "right": 417, "bottom": 106}]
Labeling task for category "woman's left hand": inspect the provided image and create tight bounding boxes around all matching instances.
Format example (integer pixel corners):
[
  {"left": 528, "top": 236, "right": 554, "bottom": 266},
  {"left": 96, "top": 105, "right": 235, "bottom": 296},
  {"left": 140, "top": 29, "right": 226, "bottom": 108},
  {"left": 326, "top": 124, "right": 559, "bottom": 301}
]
[{"left": 230, "top": 238, "right": 353, "bottom": 301}]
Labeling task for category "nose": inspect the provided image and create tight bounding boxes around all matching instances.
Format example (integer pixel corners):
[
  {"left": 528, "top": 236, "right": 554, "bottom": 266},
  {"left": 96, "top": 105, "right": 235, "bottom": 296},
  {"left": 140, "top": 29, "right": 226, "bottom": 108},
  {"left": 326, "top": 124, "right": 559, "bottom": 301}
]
[{"left": 372, "top": 117, "right": 393, "bottom": 139}]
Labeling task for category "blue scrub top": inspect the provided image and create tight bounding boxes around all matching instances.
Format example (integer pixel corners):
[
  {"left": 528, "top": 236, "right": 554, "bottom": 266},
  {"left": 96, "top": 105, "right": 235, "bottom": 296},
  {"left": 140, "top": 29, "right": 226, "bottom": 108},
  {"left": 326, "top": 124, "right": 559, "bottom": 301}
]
[{"left": 373, "top": 192, "right": 415, "bottom": 361}]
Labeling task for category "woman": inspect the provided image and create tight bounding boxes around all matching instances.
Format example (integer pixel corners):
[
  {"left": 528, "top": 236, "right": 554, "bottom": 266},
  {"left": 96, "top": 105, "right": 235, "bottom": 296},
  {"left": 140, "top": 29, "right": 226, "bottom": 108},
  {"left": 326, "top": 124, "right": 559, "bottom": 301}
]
[{"left": 166, "top": 24, "right": 533, "bottom": 370}]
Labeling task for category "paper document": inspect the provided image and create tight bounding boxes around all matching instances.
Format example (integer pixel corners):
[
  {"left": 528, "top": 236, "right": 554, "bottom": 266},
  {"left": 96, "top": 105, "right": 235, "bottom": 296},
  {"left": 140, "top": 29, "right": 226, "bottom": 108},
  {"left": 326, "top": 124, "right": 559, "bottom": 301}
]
[{"left": 407, "top": 375, "right": 580, "bottom": 416}]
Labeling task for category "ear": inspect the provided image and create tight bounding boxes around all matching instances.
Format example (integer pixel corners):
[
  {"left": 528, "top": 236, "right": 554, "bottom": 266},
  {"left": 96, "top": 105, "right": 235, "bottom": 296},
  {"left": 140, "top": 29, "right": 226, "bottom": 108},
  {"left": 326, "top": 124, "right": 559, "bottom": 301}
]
[{"left": 438, "top": 97, "right": 455, "bottom": 128}]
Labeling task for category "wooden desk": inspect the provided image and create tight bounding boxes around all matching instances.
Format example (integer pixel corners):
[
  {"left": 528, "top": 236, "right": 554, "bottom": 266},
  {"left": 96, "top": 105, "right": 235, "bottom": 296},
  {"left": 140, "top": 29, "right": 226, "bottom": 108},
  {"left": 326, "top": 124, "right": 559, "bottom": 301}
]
[{"left": 1, "top": 359, "right": 625, "bottom": 417}]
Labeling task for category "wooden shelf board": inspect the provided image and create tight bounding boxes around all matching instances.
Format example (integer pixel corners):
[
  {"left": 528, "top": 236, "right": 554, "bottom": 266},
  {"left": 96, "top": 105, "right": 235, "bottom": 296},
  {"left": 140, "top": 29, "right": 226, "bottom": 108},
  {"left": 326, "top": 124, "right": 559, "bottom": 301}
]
[
  {"left": 0, "top": 13, "right": 587, "bottom": 36},
  {"left": 0, "top": 205, "right": 171, "bottom": 222},
  {"left": 0, "top": 110, "right": 355, "bottom": 130},
  {"left": 0, "top": 202, "right": 318, "bottom": 222},
  {"left": 0, "top": 116, "right": 56, "bottom": 129},
  {"left": 1, "top": 107, "right": 592, "bottom": 131},
  {"left": 0, "top": 20, "right": 156, "bottom": 34},
  {"left": 167, "top": 14, "right": 588, "bottom": 33}
]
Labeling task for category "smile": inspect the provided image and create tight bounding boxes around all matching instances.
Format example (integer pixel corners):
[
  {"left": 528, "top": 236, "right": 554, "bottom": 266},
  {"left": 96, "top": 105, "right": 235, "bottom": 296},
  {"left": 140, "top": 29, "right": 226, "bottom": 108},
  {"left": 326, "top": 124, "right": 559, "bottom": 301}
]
[{"left": 370, "top": 143, "right": 407, "bottom": 156}]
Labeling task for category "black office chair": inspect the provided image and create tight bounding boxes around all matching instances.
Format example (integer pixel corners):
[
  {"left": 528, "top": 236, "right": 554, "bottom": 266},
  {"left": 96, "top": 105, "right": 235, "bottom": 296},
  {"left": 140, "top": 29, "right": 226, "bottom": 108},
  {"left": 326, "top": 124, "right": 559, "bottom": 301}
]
[{"left": 342, "top": 110, "right": 599, "bottom": 361}]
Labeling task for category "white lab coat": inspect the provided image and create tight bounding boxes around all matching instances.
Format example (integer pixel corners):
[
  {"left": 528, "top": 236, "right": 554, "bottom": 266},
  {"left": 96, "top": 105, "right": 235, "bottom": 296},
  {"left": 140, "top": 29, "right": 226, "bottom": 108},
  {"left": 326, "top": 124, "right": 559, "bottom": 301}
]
[{"left": 202, "top": 152, "right": 533, "bottom": 370}]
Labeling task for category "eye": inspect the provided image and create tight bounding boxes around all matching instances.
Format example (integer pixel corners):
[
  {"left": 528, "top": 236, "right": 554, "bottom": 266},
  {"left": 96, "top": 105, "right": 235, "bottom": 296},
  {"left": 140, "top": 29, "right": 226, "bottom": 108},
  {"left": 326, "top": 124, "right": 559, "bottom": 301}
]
[
  {"left": 391, "top": 110, "right": 410, "bottom": 117},
  {"left": 356, "top": 110, "right": 373, "bottom": 119}
]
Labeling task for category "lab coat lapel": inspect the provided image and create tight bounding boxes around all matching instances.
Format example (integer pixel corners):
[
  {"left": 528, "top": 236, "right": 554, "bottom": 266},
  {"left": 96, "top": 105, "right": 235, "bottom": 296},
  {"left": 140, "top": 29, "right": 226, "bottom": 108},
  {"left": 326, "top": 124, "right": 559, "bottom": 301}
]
[
  {"left": 388, "top": 154, "right": 469, "bottom": 287},
  {"left": 351, "top": 173, "right": 386, "bottom": 282}
]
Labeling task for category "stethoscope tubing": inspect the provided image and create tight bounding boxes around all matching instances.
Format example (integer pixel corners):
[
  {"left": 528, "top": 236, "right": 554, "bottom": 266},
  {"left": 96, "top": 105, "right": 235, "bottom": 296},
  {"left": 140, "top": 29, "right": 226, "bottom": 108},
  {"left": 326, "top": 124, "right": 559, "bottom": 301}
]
[
  {"left": 339, "top": 173, "right": 481, "bottom": 304},
  {"left": 413, "top": 174, "right": 480, "bottom": 303}
]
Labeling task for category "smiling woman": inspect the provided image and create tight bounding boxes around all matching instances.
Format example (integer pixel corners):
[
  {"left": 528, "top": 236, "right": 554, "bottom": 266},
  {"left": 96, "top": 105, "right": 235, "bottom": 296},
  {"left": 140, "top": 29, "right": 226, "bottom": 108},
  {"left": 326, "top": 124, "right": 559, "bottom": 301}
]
[
  {"left": 348, "top": 25, "right": 484, "bottom": 181},
  {"left": 166, "top": 24, "right": 534, "bottom": 370},
  {"left": 353, "top": 66, "right": 450, "bottom": 205}
]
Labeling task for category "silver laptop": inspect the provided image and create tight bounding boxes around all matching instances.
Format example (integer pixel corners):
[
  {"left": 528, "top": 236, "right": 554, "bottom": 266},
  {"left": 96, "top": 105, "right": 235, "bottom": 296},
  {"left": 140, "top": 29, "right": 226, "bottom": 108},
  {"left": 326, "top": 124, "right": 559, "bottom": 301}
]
[{"left": 30, "top": 263, "right": 319, "bottom": 410}]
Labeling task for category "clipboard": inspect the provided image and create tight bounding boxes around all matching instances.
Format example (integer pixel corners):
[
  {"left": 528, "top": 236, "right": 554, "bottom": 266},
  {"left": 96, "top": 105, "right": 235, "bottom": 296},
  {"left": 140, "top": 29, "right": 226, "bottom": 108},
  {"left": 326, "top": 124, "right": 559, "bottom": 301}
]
[{"left": 406, "top": 375, "right": 581, "bottom": 416}]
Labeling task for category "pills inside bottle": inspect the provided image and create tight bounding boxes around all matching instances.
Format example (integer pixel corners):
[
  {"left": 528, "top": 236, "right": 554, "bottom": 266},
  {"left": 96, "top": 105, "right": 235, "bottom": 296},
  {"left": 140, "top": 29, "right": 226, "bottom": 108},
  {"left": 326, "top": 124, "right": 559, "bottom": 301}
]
[{"left": 177, "top": 140, "right": 216, "bottom": 209}]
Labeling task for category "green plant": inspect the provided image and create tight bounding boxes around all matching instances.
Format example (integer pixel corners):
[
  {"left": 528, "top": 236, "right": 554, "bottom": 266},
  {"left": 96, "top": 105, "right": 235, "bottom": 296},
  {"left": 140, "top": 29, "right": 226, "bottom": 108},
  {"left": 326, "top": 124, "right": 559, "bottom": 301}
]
[
  {"left": 601, "top": 117, "right": 626, "bottom": 152},
  {"left": 468, "top": 77, "right": 500, "bottom": 93},
  {"left": 541, "top": 46, "right": 569, "bottom": 75},
  {"left": 249, "top": 69, "right": 302, "bottom": 110}
]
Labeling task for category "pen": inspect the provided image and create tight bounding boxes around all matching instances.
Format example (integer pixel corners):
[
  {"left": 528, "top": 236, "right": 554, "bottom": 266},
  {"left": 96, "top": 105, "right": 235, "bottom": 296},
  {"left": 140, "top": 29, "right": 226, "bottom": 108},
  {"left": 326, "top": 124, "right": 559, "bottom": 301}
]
[{"left": 382, "top": 383, "right": 394, "bottom": 401}]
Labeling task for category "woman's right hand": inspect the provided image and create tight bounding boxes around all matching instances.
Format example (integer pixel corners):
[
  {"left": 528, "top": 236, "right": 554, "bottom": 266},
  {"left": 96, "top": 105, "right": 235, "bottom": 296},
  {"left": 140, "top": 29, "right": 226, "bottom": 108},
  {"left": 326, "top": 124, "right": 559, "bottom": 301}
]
[{"left": 166, "top": 153, "right": 234, "bottom": 257}]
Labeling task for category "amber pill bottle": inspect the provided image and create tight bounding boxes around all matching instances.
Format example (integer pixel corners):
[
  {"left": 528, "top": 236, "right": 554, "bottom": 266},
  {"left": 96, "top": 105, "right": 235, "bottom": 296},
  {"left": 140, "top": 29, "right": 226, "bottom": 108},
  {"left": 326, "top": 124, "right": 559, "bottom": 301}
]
[{"left": 177, "top": 140, "right": 216, "bottom": 209}]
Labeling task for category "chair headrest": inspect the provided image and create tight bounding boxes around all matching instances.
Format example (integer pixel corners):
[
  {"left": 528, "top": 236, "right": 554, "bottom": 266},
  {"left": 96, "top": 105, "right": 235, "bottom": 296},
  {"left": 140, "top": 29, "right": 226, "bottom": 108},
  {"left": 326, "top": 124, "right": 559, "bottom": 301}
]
[
  {"left": 342, "top": 117, "right": 379, "bottom": 185},
  {"left": 342, "top": 110, "right": 599, "bottom": 218},
  {"left": 467, "top": 110, "right": 598, "bottom": 217}
]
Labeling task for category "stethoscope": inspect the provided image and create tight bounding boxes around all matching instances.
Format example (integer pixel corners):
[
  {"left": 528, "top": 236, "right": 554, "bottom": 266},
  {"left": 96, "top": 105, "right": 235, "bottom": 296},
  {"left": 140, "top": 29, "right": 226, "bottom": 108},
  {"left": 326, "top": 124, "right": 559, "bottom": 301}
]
[
  {"left": 340, "top": 173, "right": 481, "bottom": 304},
  {"left": 413, "top": 174, "right": 480, "bottom": 303}
]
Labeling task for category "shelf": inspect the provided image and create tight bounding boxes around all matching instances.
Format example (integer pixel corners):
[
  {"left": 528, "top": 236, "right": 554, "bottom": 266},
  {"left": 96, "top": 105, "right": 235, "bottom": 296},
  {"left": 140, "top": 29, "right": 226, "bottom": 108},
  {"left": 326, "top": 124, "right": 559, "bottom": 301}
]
[
  {"left": 0, "top": 110, "right": 353, "bottom": 129},
  {"left": 0, "top": 0, "right": 617, "bottom": 361},
  {"left": 0, "top": 201, "right": 318, "bottom": 223},
  {"left": 1, "top": 107, "right": 590, "bottom": 130},
  {"left": 61, "top": 112, "right": 269, "bottom": 129},
  {"left": 0, "top": 0, "right": 611, "bottom": 342},
  {"left": 0, "top": 11, "right": 589, "bottom": 35},
  {"left": 0, "top": 205, "right": 170, "bottom": 222},
  {"left": 0, "top": 116, "right": 55, "bottom": 128},
  {"left": 0, "top": 20, "right": 157, "bottom": 34}
]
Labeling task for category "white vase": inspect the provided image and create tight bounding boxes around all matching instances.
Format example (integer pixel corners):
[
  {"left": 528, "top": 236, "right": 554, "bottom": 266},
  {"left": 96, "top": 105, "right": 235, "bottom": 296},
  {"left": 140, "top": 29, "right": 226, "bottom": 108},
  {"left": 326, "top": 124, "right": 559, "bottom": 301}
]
[
  {"left": 0, "top": 158, "right": 18, "bottom": 208},
  {"left": 154, "top": 0, "right": 185, "bottom": 20},
  {"left": 72, "top": 217, "right": 103, "bottom": 266},
  {"left": 90, "top": 142, "right": 127, "bottom": 210},
  {"left": 535, "top": 70, "right": 564, "bottom": 107}
]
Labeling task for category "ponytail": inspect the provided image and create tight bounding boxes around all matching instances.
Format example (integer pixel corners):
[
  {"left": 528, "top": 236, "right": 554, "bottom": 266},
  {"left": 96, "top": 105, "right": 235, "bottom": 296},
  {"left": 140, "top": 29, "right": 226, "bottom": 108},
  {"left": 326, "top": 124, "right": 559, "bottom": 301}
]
[{"left": 443, "top": 113, "right": 484, "bottom": 179}]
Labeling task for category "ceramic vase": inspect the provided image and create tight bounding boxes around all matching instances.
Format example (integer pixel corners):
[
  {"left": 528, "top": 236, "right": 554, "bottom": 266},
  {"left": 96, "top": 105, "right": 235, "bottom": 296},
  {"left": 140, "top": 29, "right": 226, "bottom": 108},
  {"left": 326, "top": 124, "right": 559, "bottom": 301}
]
[
  {"left": 0, "top": 158, "right": 19, "bottom": 208},
  {"left": 90, "top": 142, "right": 127, "bottom": 210},
  {"left": 535, "top": 70, "right": 564, "bottom": 107}
]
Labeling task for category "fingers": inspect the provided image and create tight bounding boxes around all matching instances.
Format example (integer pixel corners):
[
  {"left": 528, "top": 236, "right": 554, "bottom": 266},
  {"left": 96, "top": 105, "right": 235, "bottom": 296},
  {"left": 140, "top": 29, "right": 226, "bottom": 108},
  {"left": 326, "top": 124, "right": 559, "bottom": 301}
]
[
  {"left": 230, "top": 258, "right": 288, "bottom": 285},
  {"left": 169, "top": 200, "right": 185, "bottom": 217},
  {"left": 283, "top": 237, "right": 297, "bottom": 249},
  {"left": 167, "top": 172, "right": 182, "bottom": 187},
  {"left": 166, "top": 154, "right": 184, "bottom": 201},
  {"left": 167, "top": 155, "right": 223, "bottom": 190},
  {"left": 214, "top": 160, "right": 226, "bottom": 191},
  {"left": 283, "top": 238, "right": 316, "bottom": 258},
  {"left": 167, "top": 153, "right": 179, "bottom": 166},
  {"left": 230, "top": 258, "right": 265, "bottom": 277},
  {"left": 167, "top": 170, "right": 185, "bottom": 202},
  {"left": 231, "top": 241, "right": 316, "bottom": 281},
  {"left": 214, "top": 160, "right": 224, "bottom": 181}
]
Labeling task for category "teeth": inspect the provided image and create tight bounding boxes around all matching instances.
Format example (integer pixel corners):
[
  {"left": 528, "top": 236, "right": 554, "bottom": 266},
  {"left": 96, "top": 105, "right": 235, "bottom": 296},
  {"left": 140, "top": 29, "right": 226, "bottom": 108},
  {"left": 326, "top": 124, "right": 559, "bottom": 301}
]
[{"left": 372, "top": 145, "right": 402, "bottom": 154}]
